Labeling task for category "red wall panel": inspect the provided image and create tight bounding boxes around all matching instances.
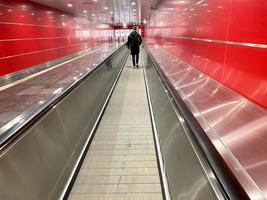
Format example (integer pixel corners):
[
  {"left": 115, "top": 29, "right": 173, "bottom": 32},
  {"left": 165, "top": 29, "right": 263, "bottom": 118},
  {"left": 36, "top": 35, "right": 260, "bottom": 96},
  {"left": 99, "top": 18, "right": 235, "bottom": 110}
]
[
  {"left": 144, "top": 0, "right": 267, "bottom": 109},
  {"left": 0, "top": 0, "right": 113, "bottom": 76},
  {"left": 229, "top": 0, "right": 267, "bottom": 44}
]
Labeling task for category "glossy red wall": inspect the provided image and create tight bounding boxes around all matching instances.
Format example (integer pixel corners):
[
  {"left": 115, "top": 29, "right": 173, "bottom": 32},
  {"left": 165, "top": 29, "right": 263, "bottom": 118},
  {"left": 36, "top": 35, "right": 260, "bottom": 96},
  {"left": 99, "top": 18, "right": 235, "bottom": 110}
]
[
  {"left": 0, "top": 0, "right": 113, "bottom": 76},
  {"left": 144, "top": 0, "right": 267, "bottom": 109}
]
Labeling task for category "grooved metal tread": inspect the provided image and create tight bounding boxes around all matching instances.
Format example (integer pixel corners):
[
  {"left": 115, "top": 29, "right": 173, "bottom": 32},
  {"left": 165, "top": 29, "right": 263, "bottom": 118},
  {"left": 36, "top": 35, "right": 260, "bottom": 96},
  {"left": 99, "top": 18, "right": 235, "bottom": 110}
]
[{"left": 68, "top": 54, "right": 163, "bottom": 200}]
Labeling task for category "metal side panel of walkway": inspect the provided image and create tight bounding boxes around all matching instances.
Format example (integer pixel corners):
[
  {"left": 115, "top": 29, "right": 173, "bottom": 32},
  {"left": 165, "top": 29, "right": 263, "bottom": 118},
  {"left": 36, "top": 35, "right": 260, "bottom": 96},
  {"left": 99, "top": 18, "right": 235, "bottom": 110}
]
[{"left": 68, "top": 54, "right": 163, "bottom": 200}]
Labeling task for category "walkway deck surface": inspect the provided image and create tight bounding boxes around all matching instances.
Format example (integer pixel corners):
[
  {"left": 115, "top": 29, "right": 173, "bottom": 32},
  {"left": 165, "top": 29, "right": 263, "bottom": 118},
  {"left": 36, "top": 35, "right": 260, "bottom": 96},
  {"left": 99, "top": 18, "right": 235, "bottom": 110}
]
[{"left": 68, "top": 54, "right": 163, "bottom": 200}]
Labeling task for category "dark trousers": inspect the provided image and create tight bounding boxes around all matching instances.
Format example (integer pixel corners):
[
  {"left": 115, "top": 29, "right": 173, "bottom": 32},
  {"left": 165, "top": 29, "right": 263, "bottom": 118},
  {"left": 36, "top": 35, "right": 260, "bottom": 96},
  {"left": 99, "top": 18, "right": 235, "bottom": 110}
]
[{"left": 132, "top": 53, "right": 139, "bottom": 67}]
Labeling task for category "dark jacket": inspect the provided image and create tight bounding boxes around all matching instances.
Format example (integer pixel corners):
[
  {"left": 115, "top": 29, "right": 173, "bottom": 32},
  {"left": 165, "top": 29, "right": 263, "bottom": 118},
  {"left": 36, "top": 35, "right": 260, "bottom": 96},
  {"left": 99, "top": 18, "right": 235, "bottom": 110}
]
[{"left": 127, "top": 31, "right": 142, "bottom": 55}]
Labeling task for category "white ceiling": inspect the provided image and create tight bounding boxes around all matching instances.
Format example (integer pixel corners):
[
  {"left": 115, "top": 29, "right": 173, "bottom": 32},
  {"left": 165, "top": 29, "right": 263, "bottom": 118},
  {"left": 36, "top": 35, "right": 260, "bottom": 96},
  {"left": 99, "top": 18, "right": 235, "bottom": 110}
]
[{"left": 31, "top": 0, "right": 144, "bottom": 25}]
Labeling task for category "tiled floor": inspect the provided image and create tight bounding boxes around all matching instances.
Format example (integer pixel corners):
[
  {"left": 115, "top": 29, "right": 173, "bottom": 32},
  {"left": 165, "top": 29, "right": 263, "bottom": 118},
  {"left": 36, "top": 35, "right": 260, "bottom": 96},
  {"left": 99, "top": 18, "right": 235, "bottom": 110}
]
[{"left": 68, "top": 55, "right": 163, "bottom": 200}]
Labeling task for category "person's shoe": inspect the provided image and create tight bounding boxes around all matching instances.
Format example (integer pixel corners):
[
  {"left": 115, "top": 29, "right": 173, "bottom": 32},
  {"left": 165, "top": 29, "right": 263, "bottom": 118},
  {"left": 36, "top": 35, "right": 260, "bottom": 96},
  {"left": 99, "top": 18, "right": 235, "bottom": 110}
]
[
  {"left": 132, "top": 66, "right": 135, "bottom": 69},
  {"left": 136, "top": 64, "right": 139, "bottom": 69}
]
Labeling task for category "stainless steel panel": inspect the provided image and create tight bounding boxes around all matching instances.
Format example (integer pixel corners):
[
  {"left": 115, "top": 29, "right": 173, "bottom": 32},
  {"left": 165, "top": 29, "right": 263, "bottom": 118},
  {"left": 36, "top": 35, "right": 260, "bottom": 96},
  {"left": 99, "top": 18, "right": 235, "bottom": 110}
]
[
  {"left": 0, "top": 43, "right": 120, "bottom": 148},
  {"left": 145, "top": 44, "right": 266, "bottom": 199},
  {"left": 0, "top": 45, "right": 129, "bottom": 200},
  {"left": 142, "top": 48, "right": 225, "bottom": 200}
]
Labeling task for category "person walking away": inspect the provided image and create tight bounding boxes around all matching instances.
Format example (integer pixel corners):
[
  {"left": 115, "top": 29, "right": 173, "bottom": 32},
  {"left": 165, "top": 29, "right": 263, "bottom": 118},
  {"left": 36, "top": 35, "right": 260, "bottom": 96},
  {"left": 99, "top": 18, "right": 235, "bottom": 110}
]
[{"left": 127, "top": 26, "right": 142, "bottom": 69}]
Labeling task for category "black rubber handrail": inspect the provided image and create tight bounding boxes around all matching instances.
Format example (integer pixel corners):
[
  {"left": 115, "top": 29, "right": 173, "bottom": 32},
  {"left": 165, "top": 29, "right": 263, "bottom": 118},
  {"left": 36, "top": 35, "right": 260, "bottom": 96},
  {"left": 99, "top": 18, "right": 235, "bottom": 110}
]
[
  {"left": 0, "top": 43, "right": 127, "bottom": 153},
  {"left": 143, "top": 43, "right": 250, "bottom": 200}
]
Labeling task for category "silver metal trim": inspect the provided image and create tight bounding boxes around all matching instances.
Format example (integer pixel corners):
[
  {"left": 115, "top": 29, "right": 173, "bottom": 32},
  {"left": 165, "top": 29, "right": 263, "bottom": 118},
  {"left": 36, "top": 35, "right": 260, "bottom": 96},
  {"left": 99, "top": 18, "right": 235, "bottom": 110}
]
[
  {"left": 0, "top": 20, "right": 110, "bottom": 29},
  {"left": 0, "top": 21, "right": 68, "bottom": 29},
  {"left": 141, "top": 51, "right": 171, "bottom": 200},
  {"left": 181, "top": 0, "right": 205, "bottom": 11},
  {"left": 59, "top": 52, "right": 129, "bottom": 200},
  {"left": 0, "top": 36, "right": 69, "bottom": 42},
  {"left": 160, "top": 35, "right": 267, "bottom": 49}
]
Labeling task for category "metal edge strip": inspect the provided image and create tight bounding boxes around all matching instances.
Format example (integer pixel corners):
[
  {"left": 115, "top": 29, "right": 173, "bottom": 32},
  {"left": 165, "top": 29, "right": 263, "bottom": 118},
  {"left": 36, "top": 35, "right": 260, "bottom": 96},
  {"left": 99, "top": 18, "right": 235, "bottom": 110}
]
[
  {"left": 0, "top": 21, "right": 72, "bottom": 29},
  {"left": 0, "top": 41, "right": 106, "bottom": 60},
  {"left": 0, "top": 36, "right": 69, "bottom": 42},
  {"left": 59, "top": 52, "right": 130, "bottom": 200},
  {"left": 159, "top": 35, "right": 267, "bottom": 49},
  {"left": 141, "top": 49, "right": 171, "bottom": 200}
]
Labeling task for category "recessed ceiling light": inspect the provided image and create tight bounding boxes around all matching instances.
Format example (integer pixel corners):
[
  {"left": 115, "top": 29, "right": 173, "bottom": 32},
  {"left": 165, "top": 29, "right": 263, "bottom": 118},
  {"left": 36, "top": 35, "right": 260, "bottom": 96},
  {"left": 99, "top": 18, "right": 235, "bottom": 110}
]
[
  {"left": 131, "top": 2, "right": 136, "bottom": 5},
  {"left": 110, "top": 11, "right": 113, "bottom": 14},
  {"left": 83, "top": 10, "right": 87, "bottom": 13},
  {"left": 104, "top": 6, "right": 108, "bottom": 10},
  {"left": 67, "top": 3, "right": 73, "bottom": 7},
  {"left": 93, "top": 0, "right": 98, "bottom": 1},
  {"left": 133, "top": 9, "right": 136, "bottom": 12},
  {"left": 21, "top": 5, "right": 27, "bottom": 8},
  {"left": 176, "top": 0, "right": 187, "bottom": 4},
  {"left": 92, "top": 13, "right": 95, "bottom": 16}
]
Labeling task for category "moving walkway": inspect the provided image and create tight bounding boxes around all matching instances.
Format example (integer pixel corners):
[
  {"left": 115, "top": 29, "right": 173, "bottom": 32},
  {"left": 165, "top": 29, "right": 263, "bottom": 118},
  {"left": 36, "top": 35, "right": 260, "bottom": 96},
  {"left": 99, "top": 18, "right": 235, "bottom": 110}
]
[{"left": 0, "top": 44, "right": 249, "bottom": 200}]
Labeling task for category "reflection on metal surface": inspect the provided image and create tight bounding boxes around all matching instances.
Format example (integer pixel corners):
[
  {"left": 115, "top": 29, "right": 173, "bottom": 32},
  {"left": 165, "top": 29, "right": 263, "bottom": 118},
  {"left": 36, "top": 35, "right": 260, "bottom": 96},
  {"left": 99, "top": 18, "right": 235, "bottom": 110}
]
[
  {"left": 0, "top": 43, "right": 109, "bottom": 88},
  {"left": 59, "top": 50, "right": 129, "bottom": 200},
  {"left": 0, "top": 45, "right": 129, "bottom": 200},
  {"left": 0, "top": 43, "right": 123, "bottom": 150},
  {"left": 142, "top": 47, "right": 226, "bottom": 200},
  {"left": 141, "top": 53, "right": 171, "bottom": 200},
  {"left": 159, "top": 35, "right": 267, "bottom": 49},
  {"left": 177, "top": 177, "right": 210, "bottom": 200},
  {"left": 145, "top": 0, "right": 267, "bottom": 110},
  {"left": 146, "top": 43, "right": 267, "bottom": 199}
]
